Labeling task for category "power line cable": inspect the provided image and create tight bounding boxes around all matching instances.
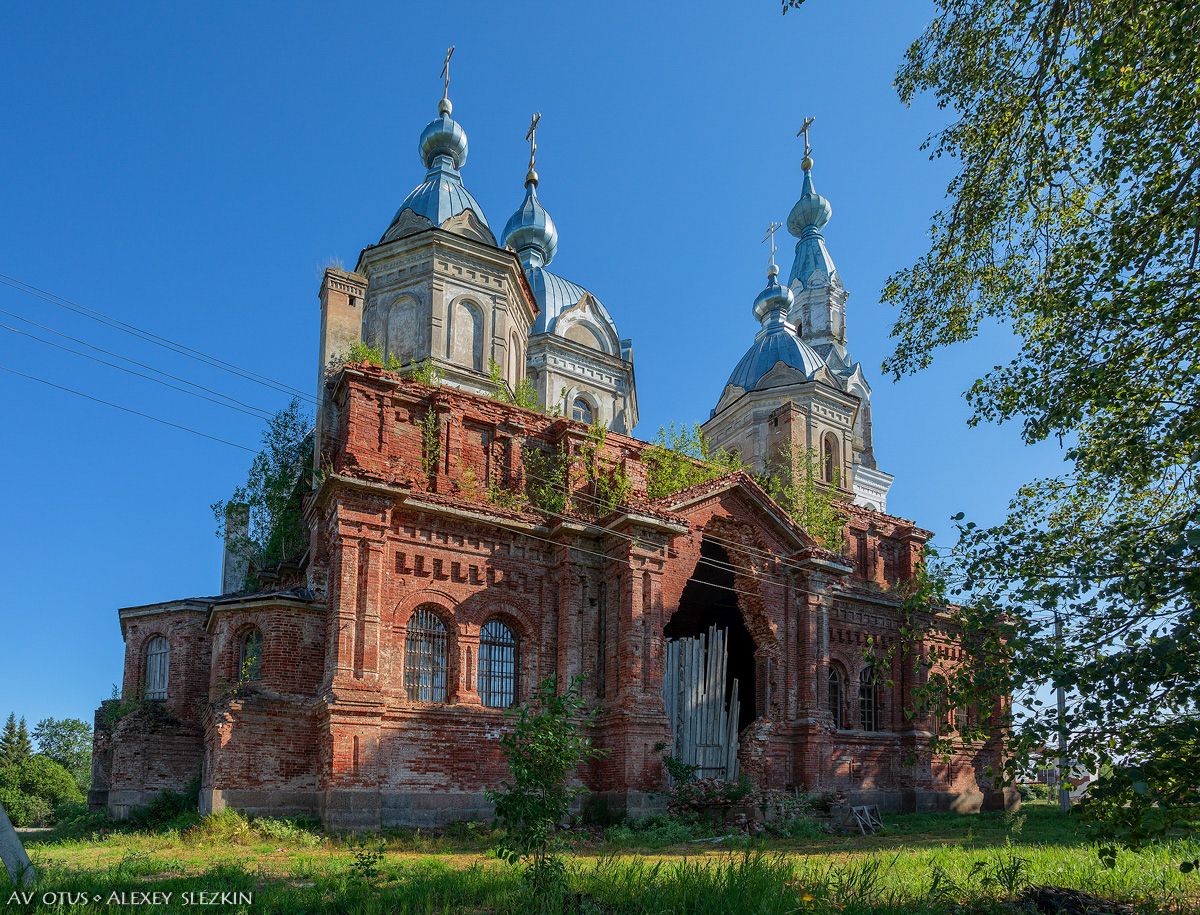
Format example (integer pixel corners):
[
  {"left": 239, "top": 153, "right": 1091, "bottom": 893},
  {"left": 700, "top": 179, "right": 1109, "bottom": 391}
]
[
  {"left": 0, "top": 363, "right": 257, "bottom": 454},
  {"left": 0, "top": 305, "right": 281, "bottom": 418},
  {"left": 1, "top": 321, "right": 276, "bottom": 421},
  {"left": 0, "top": 272, "right": 316, "bottom": 404}
]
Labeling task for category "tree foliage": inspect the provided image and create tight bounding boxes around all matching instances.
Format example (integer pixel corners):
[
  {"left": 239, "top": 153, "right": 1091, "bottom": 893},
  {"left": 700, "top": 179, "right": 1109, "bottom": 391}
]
[
  {"left": 486, "top": 676, "right": 604, "bottom": 892},
  {"left": 211, "top": 398, "right": 313, "bottom": 586},
  {"left": 759, "top": 443, "right": 845, "bottom": 552},
  {"left": 33, "top": 718, "right": 93, "bottom": 793},
  {"left": 0, "top": 755, "right": 83, "bottom": 827},
  {"left": 0, "top": 714, "right": 32, "bottom": 769},
  {"left": 796, "top": 0, "right": 1200, "bottom": 845},
  {"left": 643, "top": 424, "right": 745, "bottom": 501}
]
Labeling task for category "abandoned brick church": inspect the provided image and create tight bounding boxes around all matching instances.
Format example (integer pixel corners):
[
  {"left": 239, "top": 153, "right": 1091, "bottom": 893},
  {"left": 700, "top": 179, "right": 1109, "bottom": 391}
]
[{"left": 89, "top": 74, "right": 1015, "bottom": 827}]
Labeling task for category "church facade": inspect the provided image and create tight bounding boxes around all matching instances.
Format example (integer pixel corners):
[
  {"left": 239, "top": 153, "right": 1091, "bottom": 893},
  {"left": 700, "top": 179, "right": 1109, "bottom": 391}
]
[{"left": 89, "top": 73, "right": 1014, "bottom": 828}]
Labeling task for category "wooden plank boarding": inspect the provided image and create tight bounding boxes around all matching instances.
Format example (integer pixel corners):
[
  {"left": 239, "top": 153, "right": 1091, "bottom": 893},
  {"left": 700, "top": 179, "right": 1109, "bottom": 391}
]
[{"left": 662, "top": 625, "right": 740, "bottom": 781}]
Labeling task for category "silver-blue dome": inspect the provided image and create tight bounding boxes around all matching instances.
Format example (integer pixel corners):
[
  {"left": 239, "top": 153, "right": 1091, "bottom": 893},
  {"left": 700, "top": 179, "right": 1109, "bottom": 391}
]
[
  {"left": 503, "top": 181, "right": 558, "bottom": 268},
  {"left": 419, "top": 99, "right": 468, "bottom": 170},
  {"left": 787, "top": 169, "right": 831, "bottom": 236},
  {"left": 726, "top": 270, "right": 824, "bottom": 391},
  {"left": 526, "top": 266, "right": 620, "bottom": 342},
  {"left": 787, "top": 163, "right": 838, "bottom": 290},
  {"left": 381, "top": 98, "right": 491, "bottom": 244},
  {"left": 752, "top": 268, "right": 795, "bottom": 321}
]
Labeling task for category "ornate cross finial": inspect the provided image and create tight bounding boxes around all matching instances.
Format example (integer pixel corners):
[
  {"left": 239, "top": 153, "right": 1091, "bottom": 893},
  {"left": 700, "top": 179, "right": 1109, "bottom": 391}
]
[
  {"left": 762, "top": 221, "right": 783, "bottom": 273},
  {"left": 440, "top": 46, "right": 455, "bottom": 101},
  {"left": 525, "top": 111, "right": 542, "bottom": 174},
  {"left": 797, "top": 116, "right": 815, "bottom": 157}
]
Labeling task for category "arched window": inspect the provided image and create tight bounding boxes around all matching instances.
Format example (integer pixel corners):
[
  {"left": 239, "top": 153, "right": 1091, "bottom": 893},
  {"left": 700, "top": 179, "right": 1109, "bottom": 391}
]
[
  {"left": 508, "top": 332, "right": 521, "bottom": 384},
  {"left": 145, "top": 636, "right": 170, "bottom": 700},
  {"left": 572, "top": 397, "right": 594, "bottom": 424},
  {"left": 823, "top": 432, "right": 840, "bottom": 484},
  {"left": 478, "top": 618, "right": 518, "bottom": 708},
  {"left": 827, "top": 666, "right": 846, "bottom": 729},
  {"left": 239, "top": 628, "right": 262, "bottom": 681},
  {"left": 858, "top": 666, "right": 881, "bottom": 731},
  {"left": 405, "top": 606, "right": 450, "bottom": 703},
  {"left": 386, "top": 296, "right": 418, "bottom": 366},
  {"left": 449, "top": 299, "right": 483, "bottom": 372}
]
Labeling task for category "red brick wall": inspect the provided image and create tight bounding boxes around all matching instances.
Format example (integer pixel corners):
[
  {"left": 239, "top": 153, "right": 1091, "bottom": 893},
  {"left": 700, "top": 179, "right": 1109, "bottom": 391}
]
[{"left": 99, "top": 364, "right": 1011, "bottom": 822}]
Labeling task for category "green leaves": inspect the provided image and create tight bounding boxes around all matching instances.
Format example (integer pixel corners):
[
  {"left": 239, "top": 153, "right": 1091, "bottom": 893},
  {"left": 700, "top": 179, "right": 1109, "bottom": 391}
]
[
  {"left": 211, "top": 398, "right": 313, "bottom": 588},
  {"left": 486, "top": 676, "right": 604, "bottom": 889},
  {"left": 874, "top": 0, "right": 1200, "bottom": 850},
  {"left": 643, "top": 424, "right": 745, "bottom": 502}
]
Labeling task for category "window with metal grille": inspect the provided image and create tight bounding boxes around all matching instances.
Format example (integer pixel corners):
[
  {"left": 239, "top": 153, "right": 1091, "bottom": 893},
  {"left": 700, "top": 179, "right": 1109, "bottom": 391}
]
[
  {"left": 572, "top": 397, "right": 594, "bottom": 424},
  {"left": 858, "top": 667, "right": 881, "bottom": 731},
  {"left": 239, "top": 628, "right": 262, "bottom": 680},
  {"left": 478, "top": 618, "right": 517, "bottom": 708},
  {"left": 145, "top": 636, "right": 170, "bottom": 700},
  {"left": 828, "top": 665, "right": 846, "bottom": 728},
  {"left": 405, "top": 606, "right": 449, "bottom": 702}
]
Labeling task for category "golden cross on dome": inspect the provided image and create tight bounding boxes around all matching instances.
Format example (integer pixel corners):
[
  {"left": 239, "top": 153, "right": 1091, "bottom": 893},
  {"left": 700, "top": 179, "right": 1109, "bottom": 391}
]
[
  {"left": 525, "top": 111, "right": 542, "bottom": 172},
  {"left": 797, "top": 116, "right": 815, "bottom": 157},
  {"left": 440, "top": 46, "right": 455, "bottom": 100},
  {"left": 762, "top": 221, "right": 783, "bottom": 270}
]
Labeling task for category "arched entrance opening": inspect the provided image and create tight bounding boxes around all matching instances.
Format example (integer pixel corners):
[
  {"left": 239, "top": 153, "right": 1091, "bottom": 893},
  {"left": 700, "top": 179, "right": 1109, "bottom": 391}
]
[{"left": 663, "top": 537, "right": 757, "bottom": 730}]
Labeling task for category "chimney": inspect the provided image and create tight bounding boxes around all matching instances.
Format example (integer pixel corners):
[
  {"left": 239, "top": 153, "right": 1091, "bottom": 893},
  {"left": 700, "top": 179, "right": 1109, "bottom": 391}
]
[
  {"left": 316, "top": 267, "right": 367, "bottom": 473},
  {"left": 221, "top": 503, "right": 250, "bottom": 594}
]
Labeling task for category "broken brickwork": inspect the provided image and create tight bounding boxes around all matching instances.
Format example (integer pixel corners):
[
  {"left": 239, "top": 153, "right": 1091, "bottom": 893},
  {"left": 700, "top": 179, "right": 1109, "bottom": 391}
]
[{"left": 92, "top": 364, "right": 1016, "bottom": 827}]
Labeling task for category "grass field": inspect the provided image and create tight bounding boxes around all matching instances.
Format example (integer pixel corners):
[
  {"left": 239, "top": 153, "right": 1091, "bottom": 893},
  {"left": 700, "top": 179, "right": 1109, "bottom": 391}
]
[{"left": 7, "top": 804, "right": 1199, "bottom": 913}]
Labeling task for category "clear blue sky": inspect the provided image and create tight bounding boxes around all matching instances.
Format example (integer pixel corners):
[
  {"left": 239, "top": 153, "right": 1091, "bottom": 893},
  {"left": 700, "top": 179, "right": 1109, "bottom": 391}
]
[{"left": 0, "top": 1, "right": 1064, "bottom": 726}]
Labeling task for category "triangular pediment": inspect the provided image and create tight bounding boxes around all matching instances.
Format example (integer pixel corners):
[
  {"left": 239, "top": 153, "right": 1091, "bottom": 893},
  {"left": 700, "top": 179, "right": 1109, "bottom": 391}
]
[
  {"left": 381, "top": 208, "right": 434, "bottom": 243},
  {"left": 757, "top": 360, "right": 810, "bottom": 390},
  {"left": 440, "top": 209, "right": 497, "bottom": 246},
  {"left": 653, "top": 471, "right": 825, "bottom": 554}
]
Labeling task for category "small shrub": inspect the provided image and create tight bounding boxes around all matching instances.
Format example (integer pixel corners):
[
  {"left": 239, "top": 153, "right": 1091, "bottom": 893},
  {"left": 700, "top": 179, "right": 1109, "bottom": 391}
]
[
  {"left": 350, "top": 836, "right": 386, "bottom": 882},
  {"left": 405, "top": 357, "right": 442, "bottom": 386},
  {"left": 130, "top": 778, "right": 199, "bottom": 829},
  {"left": 487, "top": 675, "right": 605, "bottom": 894},
  {"left": 604, "top": 814, "right": 705, "bottom": 848},
  {"left": 252, "top": 816, "right": 324, "bottom": 848},
  {"left": 185, "top": 809, "right": 254, "bottom": 844}
]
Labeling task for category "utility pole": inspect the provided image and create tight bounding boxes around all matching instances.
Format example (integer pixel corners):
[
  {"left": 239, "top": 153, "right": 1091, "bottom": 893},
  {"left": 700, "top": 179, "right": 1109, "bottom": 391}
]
[{"left": 1054, "top": 609, "right": 1071, "bottom": 812}]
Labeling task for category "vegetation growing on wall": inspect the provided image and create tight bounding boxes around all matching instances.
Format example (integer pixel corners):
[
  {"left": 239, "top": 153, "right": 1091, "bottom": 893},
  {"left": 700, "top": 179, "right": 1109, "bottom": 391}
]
[
  {"left": 487, "top": 359, "right": 545, "bottom": 413},
  {"left": 644, "top": 424, "right": 844, "bottom": 551},
  {"left": 522, "top": 442, "right": 569, "bottom": 515},
  {"left": 575, "top": 422, "right": 632, "bottom": 517},
  {"left": 420, "top": 406, "right": 441, "bottom": 480},
  {"left": 211, "top": 399, "right": 313, "bottom": 589},
  {"left": 643, "top": 424, "right": 745, "bottom": 501},
  {"left": 759, "top": 443, "right": 845, "bottom": 552}
]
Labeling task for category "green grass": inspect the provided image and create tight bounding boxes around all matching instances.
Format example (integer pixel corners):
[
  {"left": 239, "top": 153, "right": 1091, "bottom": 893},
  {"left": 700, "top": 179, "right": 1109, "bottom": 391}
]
[{"left": 8, "top": 805, "right": 1198, "bottom": 913}]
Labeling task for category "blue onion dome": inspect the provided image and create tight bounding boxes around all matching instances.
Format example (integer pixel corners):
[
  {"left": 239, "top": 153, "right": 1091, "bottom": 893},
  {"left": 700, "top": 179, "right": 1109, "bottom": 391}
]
[
  {"left": 726, "top": 265, "right": 824, "bottom": 392},
  {"left": 502, "top": 176, "right": 558, "bottom": 268},
  {"left": 381, "top": 95, "right": 493, "bottom": 245},
  {"left": 752, "top": 263, "right": 795, "bottom": 321},
  {"left": 787, "top": 162, "right": 832, "bottom": 238},
  {"left": 419, "top": 97, "right": 468, "bottom": 169}
]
